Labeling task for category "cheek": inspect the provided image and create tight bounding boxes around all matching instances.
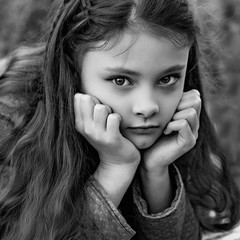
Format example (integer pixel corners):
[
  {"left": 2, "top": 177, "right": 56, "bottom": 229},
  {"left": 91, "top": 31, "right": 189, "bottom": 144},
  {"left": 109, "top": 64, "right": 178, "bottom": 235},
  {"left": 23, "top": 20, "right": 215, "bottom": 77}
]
[
  {"left": 92, "top": 92, "right": 127, "bottom": 116},
  {"left": 82, "top": 81, "right": 128, "bottom": 118},
  {"left": 160, "top": 93, "right": 183, "bottom": 123}
]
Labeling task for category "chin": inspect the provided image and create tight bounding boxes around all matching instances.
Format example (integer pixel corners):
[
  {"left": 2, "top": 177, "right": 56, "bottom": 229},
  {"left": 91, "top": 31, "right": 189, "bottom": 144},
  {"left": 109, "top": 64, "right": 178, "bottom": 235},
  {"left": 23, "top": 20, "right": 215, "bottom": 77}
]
[
  {"left": 126, "top": 134, "right": 160, "bottom": 150},
  {"left": 133, "top": 140, "right": 156, "bottom": 150}
]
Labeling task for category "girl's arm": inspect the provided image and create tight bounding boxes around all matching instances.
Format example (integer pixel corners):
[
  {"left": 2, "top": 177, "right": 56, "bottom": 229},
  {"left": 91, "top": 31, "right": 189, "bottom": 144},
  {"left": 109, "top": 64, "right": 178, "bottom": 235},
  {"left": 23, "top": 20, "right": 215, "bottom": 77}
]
[
  {"left": 94, "top": 159, "right": 139, "bottom": 207},
  {"left": 74, "top": 93, "right": 140, "bottom": 207},
  {"left": 140, "top": 89, "right": 201, "bottom": 213},
  {"left": 133, "top": 164, "right": 201, "bottom": 240},
  {"left": 139, "top": 165, "right": 173, "bottom": 213}
]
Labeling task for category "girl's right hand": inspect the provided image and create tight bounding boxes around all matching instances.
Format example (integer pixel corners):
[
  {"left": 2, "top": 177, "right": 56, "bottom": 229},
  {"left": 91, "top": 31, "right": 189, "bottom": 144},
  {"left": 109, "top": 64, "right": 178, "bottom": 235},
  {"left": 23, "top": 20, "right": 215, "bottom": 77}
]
[
  {"left": 74, "top": 93, "right": 140, "bottom": 167},
  {"left": 74, "top": 93, "right": 140, "bottom": 206}
]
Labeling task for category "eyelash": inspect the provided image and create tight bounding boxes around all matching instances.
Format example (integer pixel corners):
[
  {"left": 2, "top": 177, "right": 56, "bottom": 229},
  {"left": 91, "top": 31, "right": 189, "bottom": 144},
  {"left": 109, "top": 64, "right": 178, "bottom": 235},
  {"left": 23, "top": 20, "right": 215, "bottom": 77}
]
[
  {"left": 108, "top": 74, "right": 182, "bottom": 87},
  {"left": 108, "top": 76, "right": 132, "bottom": 86},
  {"left": 156, "top": 73, "right": 182, "bottom": 87}
]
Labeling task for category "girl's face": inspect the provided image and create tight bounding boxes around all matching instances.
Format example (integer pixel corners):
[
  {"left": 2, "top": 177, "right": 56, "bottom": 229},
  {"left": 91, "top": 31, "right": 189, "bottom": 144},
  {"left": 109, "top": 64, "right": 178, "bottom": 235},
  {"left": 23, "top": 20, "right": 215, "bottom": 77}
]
[{"left": 80, "top": 31, "right": 190, "bottom": 149}]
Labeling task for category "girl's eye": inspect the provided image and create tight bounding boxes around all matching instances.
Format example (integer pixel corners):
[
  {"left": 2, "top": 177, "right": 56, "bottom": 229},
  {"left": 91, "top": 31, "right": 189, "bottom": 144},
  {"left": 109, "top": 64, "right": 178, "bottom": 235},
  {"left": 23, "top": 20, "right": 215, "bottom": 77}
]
[
  {"left": 111, "top": 76, "right": 132, "bottom": 86},
  {"left": 157, "top": 74, "right": 181, "bottom": 87}
]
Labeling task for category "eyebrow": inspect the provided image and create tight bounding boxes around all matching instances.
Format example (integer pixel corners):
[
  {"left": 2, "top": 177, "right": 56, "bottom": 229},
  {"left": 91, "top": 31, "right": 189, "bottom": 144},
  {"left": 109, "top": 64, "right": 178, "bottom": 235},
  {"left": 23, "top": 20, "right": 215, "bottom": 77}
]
[{"left": 105, "top": 64, "right": 186, "bottom": 76}]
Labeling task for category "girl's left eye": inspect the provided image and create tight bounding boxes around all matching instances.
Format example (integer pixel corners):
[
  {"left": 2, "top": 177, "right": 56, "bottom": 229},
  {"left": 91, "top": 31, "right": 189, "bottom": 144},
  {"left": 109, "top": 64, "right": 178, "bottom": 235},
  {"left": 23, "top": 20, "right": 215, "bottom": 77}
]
[
  {"left": 111, "top": 76, "right": 132, "bottom": 86},
  {"left": 157, "top": 74, "right": 181, "bottom": 87}
]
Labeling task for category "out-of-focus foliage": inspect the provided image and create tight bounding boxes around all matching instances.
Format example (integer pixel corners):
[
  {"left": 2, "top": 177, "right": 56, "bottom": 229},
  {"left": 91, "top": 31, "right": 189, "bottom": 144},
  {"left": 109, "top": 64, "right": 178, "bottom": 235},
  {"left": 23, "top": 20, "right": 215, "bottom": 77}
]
[
  {"left": 0, "top": 0, "right": 240, "bottom": 189},
  {"left": 198, "top": 0, "right": 240, "bottom": 189},
  {"left": 0, "top": 0, "right": 51, "bottom": 57}
]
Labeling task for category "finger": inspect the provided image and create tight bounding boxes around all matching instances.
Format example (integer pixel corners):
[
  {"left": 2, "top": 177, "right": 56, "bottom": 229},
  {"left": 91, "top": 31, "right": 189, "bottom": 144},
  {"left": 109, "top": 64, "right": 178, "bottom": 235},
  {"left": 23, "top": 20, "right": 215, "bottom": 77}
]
[
  {"left": 77, "top": 94, "right": 96, "bottom": 123},
  {"left": 74, "top": 93, "right": 82, "bottom": 122},
  {"left": 173, "top": 108, "right": 199, "bottom": 138},
  {"left": 181, "top": 89, "right": 200, "bottom": 99},
  {"left": 93, "top": 104, "right": 112, "bottom": 131},
  {"left": 106, "top": 113, "right": 121, "bottom": 136},
  {"left": 164, "top": 119, "right": 196, "bottom": 148},
  {"left": 74, "top": 93, "right": 86, "bottom": 131},
  {"left": 188, "top": 89, "right": 200, "bottom": 96},
  {"left": 178, "top": 90, "right": 201, "bottom": 117}
]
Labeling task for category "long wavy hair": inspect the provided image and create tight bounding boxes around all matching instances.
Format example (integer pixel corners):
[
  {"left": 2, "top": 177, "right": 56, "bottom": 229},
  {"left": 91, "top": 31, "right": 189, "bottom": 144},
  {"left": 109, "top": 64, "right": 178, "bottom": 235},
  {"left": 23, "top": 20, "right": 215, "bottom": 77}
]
[{"left": 0, "top": 0, "right": 239, "bottom": 239}]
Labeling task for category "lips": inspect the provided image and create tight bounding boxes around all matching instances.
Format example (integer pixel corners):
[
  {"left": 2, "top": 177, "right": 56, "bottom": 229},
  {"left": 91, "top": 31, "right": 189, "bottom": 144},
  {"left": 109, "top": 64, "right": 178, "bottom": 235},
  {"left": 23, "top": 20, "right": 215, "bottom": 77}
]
[{"left": 128, "top": 126, "right": 160, "bottom": 134}]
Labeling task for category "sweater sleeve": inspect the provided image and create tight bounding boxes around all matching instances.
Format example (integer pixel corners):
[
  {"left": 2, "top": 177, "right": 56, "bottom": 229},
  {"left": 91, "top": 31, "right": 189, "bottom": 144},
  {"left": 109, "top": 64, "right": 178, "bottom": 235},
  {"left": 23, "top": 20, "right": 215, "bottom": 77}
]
[
  {"left": 85, "top": 176, "right": 136, "bottom": 240},
  {"left": 132, "top": 164, "right": 201, "bottom": 240}
]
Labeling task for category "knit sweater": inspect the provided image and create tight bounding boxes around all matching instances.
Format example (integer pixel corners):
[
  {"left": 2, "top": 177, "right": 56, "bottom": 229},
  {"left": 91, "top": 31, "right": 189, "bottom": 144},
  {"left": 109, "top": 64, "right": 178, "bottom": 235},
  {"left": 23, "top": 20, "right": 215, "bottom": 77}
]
[{"left": 85, "top": 165, "right": 200, "bottom": 239}]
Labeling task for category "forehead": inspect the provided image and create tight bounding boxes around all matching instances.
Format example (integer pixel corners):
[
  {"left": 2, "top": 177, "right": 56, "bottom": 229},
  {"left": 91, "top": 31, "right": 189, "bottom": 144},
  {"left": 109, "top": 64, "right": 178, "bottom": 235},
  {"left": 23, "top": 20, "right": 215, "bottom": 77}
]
[{"left": 81, "top": 31, "right": 191, "bottom": 74}]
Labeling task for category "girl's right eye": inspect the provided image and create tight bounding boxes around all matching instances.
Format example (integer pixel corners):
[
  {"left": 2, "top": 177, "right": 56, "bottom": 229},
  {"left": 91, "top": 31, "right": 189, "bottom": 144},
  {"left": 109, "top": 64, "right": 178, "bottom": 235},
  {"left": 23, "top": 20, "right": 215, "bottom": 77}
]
[{"left": 110, "top": 76, "right": 132, "bottom": 86}]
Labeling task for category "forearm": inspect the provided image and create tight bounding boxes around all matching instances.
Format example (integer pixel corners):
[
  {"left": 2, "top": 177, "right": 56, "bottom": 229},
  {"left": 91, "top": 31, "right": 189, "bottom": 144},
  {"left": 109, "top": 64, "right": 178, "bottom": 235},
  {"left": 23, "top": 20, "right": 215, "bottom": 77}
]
[
  {"left": 139, "top": 166, "right": 173, "bottom": 214},
  {"left": 133, "top": 165, "right": 200, "bottom": 240},
  {"left": 94, "top": 162, "right": 139, "bottom": 207},
  {"left": 85, "top": 176, "right": 136, "bottom": 239}
]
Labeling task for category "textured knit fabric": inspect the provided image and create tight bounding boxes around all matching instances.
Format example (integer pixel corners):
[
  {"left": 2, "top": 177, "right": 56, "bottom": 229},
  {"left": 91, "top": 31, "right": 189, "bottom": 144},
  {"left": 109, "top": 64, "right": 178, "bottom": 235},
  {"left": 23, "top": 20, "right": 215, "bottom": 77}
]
[{"left": 85, "top": 165, "right": 201, "bottom": 240}]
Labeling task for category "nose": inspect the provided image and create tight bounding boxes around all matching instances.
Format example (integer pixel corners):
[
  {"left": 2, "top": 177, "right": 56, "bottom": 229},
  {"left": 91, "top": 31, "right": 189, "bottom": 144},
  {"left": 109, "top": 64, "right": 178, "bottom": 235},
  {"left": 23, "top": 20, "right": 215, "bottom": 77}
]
[{"left": 132, "top": 93, "right": 159, "bottom": 118}]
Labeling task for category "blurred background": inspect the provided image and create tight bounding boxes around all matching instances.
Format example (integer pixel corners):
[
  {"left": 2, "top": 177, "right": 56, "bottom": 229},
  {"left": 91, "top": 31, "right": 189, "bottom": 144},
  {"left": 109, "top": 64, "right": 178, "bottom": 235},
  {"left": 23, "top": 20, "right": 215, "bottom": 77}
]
[{"left": 0, "top": 0, "right": 239, "bottom": 189}]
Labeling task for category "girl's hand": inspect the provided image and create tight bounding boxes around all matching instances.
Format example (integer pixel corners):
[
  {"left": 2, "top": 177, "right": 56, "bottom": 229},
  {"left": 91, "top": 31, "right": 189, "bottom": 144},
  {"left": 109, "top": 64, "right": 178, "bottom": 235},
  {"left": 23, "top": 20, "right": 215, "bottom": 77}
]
[
  {"left": 74, "top": 93, "right": 140, "bottom": 206},
  {"left": 142, "top": 89, "right": 201, "bottom": 173},
  {"left": 74, "top": 93, "right": 140, "bottom": 166}
]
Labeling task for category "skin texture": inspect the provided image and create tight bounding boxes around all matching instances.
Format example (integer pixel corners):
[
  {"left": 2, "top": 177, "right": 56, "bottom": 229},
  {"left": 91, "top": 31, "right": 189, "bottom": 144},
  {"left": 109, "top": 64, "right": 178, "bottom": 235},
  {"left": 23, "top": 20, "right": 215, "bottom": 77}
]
[
  {"left": 80, "top": 31, "right": 189, "bottom": 150},
  {"left": 74, "top": 31, "right": 201, "bottom": 210}
]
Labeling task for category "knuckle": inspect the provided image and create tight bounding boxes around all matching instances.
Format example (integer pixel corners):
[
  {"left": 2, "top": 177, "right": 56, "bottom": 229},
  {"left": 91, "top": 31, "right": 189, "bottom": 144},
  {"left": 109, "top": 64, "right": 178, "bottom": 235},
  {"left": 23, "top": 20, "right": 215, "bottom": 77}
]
[
  {"left": 102, "top": 105, "right": 110, "bottom": 114},
  {"left": 95, "top": 104, "right": 110, "bottom": 114},
  {"left": 181, "top": 119, "right": 189, "bottom": 128},
  {"left": 95, "top": 104, "right": 103, "bottom": 111},
  {"left": 188, "top": 108, "right": 197, "bottom": 118},
  {"left": 101, "top": 104, "right": 111, "bottom": 113},
  {"left": 193, "top": 96, "right": 201, "bottom": 107},
  {"left": 82, "top": 94, "right": 93, "bottom": 103},
  {"left": 191, "top": 89, "right": 200, "bottom": 97},
  {"left": 74, "top": 94, "right": 82, "bottom": 107},
  {"left": 108, "top": 113, "right": 121, "bottom": 122},
  {"left": 74, "top": 93, "right": 81, "bottom": 101},
  {"left": 194, "top": 97, "right": 202, "bottom": 105}
]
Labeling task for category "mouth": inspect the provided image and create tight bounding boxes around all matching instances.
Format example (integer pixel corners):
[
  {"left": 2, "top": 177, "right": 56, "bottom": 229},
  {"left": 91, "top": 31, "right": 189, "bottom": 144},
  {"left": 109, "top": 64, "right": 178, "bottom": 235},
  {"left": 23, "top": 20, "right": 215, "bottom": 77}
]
[{"left": 127, "top": 126, "right": 160, "bottom": 134}]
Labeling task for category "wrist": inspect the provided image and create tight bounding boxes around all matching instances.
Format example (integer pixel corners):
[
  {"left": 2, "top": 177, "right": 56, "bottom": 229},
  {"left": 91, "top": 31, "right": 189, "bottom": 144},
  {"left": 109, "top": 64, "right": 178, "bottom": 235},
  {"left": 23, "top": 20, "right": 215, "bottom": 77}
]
[
  {"left": 94, "top": 161, "right": 139, "bottom": 207},
  {"left": 139, "top": 165, "right": 173, "bottom": 214},
  {"left": 95, "top": 161, "right": 139, "bottom": 181},
  {"left": 140, "top": 163, "right": 169, "bottom": 180},
  {"left": 98, "top": 150, "right": 141, "bottom": 166}
]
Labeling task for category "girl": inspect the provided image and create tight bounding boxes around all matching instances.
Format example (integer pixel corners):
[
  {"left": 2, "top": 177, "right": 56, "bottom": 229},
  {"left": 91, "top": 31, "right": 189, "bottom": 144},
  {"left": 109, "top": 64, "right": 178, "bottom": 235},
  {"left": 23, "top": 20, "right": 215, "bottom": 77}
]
[{"left": 0, "top": 0, "right": 239, "bottom": 239}]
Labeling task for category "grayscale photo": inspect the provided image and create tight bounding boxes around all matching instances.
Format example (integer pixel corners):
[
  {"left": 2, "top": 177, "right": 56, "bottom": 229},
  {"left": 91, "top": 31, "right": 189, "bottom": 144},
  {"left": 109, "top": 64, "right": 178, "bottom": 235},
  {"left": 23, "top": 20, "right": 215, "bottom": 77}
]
[{"left": 0, "top": 0, "right": 240, "bottom": 239}]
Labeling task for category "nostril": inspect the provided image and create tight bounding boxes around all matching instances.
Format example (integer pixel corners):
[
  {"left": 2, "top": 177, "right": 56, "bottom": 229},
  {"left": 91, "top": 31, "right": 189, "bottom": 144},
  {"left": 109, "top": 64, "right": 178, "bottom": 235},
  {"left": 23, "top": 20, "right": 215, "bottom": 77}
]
[{"left": 133, "top": 103, "right": 159, "bottom": 118}]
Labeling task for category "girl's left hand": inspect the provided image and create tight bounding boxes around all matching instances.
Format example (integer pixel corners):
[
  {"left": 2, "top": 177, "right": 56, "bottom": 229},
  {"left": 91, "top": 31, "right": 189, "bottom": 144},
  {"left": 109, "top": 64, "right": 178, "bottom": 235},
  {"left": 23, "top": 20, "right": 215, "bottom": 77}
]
[{"left": 141, "top": 89, "right": 201, "bottom": 173}]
